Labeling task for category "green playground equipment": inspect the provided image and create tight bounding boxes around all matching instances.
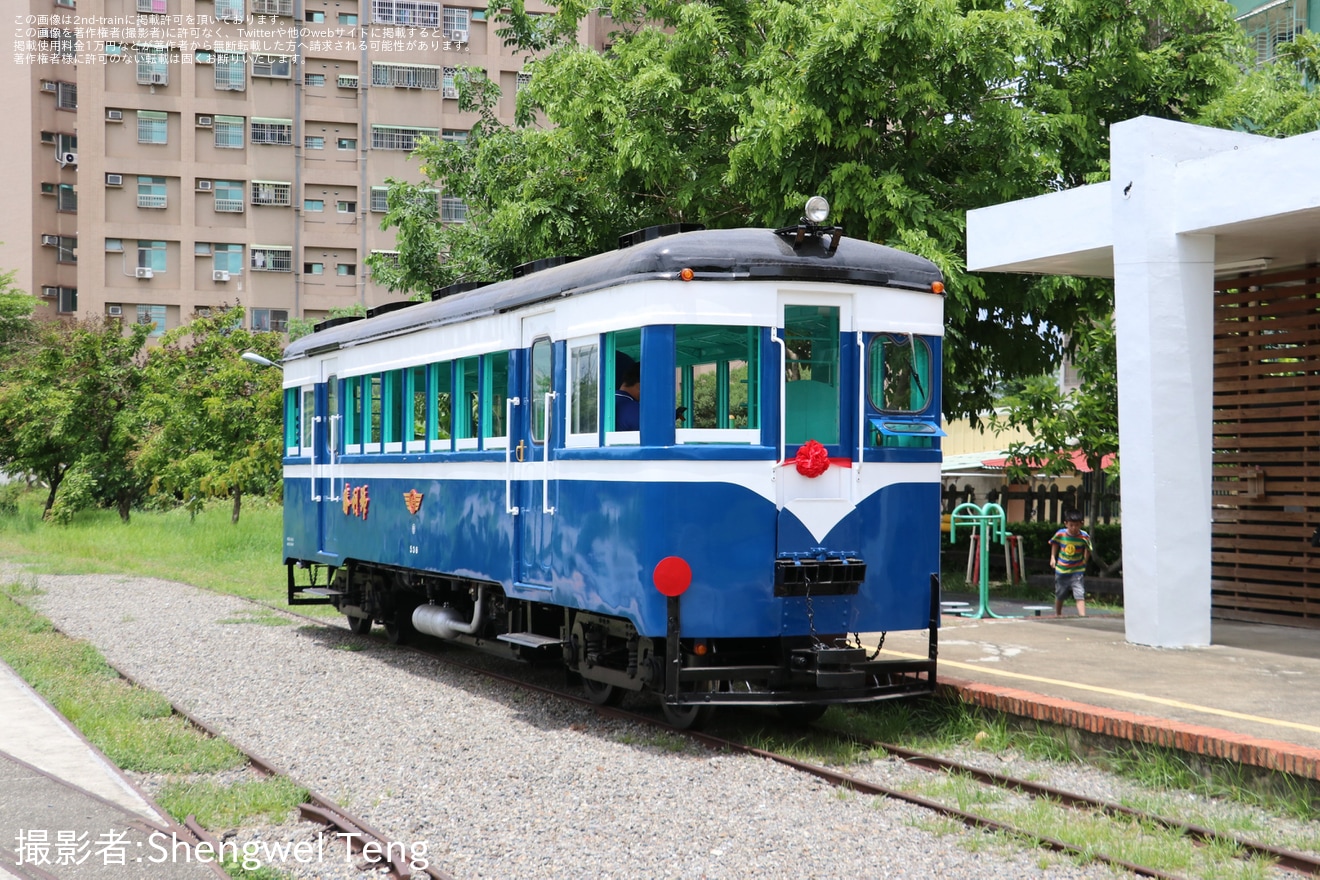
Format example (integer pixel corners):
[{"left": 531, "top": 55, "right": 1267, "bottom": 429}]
[{"left": 948, "top": 502, "right": 1021, "bottom": 620}]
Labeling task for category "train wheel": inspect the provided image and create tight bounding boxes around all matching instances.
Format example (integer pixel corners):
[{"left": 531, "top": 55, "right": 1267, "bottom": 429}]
[
  {"left": 776, "top": 704, "right": 828, "bottom": 725},
  {"left": 383, "top": 608, "right": 413, "bottom": 645},
  {"left": 582, "top": 677, "right": 626, "bottom": 707},
  {"left": 346, "top": 614, "right": 372, "bottom": 636},
  {"left": 661, "top": 699, "right": 715, "bottom": 730}
]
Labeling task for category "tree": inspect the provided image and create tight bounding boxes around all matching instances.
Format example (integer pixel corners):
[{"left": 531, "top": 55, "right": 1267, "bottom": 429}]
[
  {"left": 0, "top": 266, "right": 34, "bottom": 355},
  {"left": 287, "top": 303, "right": 367, "bottom": 342},
  {"left": 136, "top": 307, "right": 284, "bottom": 523},
  {"left": 1196, "top": 32, "right": 1320, "bottom": 136},
  {"left": 991, "top": 317, "right": 1120, "bottom": 571},
  {"left": 375, "top": 0, "right": 1245, "bottom": 418},
  {"left": 0, "top": 317, "right": 151, "bottom": 517}
]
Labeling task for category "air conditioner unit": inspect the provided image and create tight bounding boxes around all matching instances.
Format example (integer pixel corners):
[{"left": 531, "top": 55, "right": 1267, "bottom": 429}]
[
  {"left": 107, "top": 304, "right": 123, "bottom": 316},
  {"left": 212, "top": 270, "right": 230, "bottom": 282},
  {"left": 196, "top": 115, "right": 213, "bottom": 127},
  {"left": 442, "top": 88, "right": 458, "bottom": 99},
  {"left": 41, "top": 81, "right": 57, "bottom": 92},
  {"left": 106, "top": 173, "right": 123, "bottom": 186},
  {"left": 41, "top": 234, "right": 59, "bottom": 246},
  {"left": 196, "top": 180, "right": 213, "bottom": 191},
  {"left": 60, "top": 151, "right": 77, "bottom": 166},
  {"left": 106, "top": 109, "right": 124, "bottom": 121},
  {"left": 337, "top": 75, "right": 358, "bottom": 88},
  {"left": 445, "top": 30, "right": 468, "bottom": 42},
  {"left": 149, "top": 73, "right": 167, "bottom": 85},
  {"left": 41, "top": 286, "right": 58, "bottom": 297},
  {"left": 135, "top": 267, "right": 154, "bottom": 279}
]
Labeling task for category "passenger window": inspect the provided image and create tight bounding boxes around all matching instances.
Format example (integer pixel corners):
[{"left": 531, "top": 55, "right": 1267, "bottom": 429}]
[
  {"left": 431, "top": 361, "right": 452, "bottom": 450},
  {"left": 367, "top": 374, "right": 382, "bottom": 450},
  {"left": 675, "top": 325, "right": 760, "bottom": 443},
  {"left": 530, "top": 338, "right": 552, "bottom": 444},
  {"left": 383, "top": 370, "right": 405, "bottom": 450},
  {"left": 868, "top": 334, "right": 931, "bottom": 413},
  {"left": 326, "top": 376, "right": 338, "bottom": 454},
  {"left": 605, "top": 329, "right": 640, "bottom": 441},
  {"left": 783, "top": 305, "right": 840, "bottom": 446},
  {"left": 300, "top": 387, "right": 315, "bottom": 453},
  {"left": 482, "top": 351, "right": 510, "bottom": 447},
  {"left": 284, "top": 389, "right": 299, "bottom": 454},
  {"left": 567, "top": 339, "right": 599, "bottom": 445},
  {"left": 455, "top": 357, "right": 479, "bottom": 447},
  {"left": 344, "top": 376, "right": 362, "bottom": 450},
  {"left": 408, "top": 365, "right": 427, "bottom": 451}
]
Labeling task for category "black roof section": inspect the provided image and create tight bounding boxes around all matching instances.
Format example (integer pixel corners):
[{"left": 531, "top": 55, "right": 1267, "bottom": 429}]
[{"left": 284, "top": 227, "right": 942, "bottom": 360}]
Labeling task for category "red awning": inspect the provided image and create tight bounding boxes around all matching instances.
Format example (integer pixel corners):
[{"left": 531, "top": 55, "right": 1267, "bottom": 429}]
[{"left": 980, "top": 450, "right": 1115, "bottom": 473}]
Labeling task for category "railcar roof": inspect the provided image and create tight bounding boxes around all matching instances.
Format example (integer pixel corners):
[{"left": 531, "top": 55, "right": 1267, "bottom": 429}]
[{"left": 283, "top": 227, "right": 943, "bottom": 360}]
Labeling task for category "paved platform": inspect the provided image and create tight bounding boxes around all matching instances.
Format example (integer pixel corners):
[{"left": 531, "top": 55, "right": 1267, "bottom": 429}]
[
  {"left": 0, "top": 661, "right": 220, "bottom": 879},
  {"left": 874, "top": 594, "right": 1320, "bottom": 782}
]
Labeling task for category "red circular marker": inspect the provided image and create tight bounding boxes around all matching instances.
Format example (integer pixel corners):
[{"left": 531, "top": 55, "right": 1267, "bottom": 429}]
[{"left": 652, "top": 556, "right": 692, "bottom": 597}]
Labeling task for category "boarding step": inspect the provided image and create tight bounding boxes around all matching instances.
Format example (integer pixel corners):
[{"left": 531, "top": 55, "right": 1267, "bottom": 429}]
[
  {"left": 497, "top": 632, "right": 564, "bottom": 649},
  {"left": 299, "top": 587, "right": 346, "bottom": 597}
]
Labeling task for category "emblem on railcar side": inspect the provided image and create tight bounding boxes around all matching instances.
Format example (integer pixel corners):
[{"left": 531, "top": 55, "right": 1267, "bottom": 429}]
[
  {"left": 342, "top": 483, "right": 370, "bottom": 520},
  {"left": 404, "top": 489, "right": 423, "bottom": 515}
]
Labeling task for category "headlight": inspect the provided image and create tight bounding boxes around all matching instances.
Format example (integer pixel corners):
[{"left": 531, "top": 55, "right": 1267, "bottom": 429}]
[{"left": 804, "top": 196, "right": 830, "bottom": 225}]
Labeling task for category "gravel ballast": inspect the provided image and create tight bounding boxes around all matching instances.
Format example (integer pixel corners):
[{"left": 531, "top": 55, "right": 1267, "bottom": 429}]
[{"left": 17, "top": 570, "right": 1132, "bottom": 879}]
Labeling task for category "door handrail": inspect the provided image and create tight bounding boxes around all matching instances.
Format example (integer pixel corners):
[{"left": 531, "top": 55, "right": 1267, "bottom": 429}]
[
  {"left": 542, "top": 391, "right": 556, "bottom": 515},
  {"left": 505, "top": 396, "right": 521, "bottom": 515}
]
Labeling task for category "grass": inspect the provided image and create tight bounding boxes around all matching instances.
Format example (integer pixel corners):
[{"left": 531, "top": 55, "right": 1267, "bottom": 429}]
[{"left": 157, "top": 776, "right": 308, "bottom": 828}]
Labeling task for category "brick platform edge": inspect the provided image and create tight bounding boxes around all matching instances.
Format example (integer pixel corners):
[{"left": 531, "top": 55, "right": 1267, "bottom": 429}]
[{"left": 938, "top": 676, "right": 1320, "bottom": 782}]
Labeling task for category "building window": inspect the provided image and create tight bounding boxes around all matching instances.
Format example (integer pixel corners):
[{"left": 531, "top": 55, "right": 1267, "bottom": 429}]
[
  {"left": 338, "top": 12, "right": 358, "bottom": 24},
  {"left": 304, "top": 262, "right": 324, "bottom": 274},
  {"left": 305, "top": 135, "right": 324, "bottom": 149},
  {"left": 371, "top": 62, "right": 440, "bottom": 90},
  {"left": 137, "top": 240, "right": 166, "bottom": 271},
  {"left": 372, "top": 0, "right": 440, "bottom": 27},
  {"left": 137, "top": 304, "right": 167, "bottom": 336},
  {"left": 54, "top": 287, "right": 77, "bottom": 314},
  {"left": 137, "top": 176, "right": 166, "bottom": 208},
  {"left": 337, "top": 137, "right": 357, "bottom": 150},
  {"left": 304, "top": 73, "right": 325, "bottom": 87},
  {"left": 250, "top": 119, "right": 293, "bottom": 145},
  {"left": 137, "top": 0, "right": 167, "bottom": 12},
  {"left": 251, "top": 181, "right": 292, "bottom": 206},
  {"left": 215, "top": 0, "right": 245, "bottom": 21},
  {"left": 442, "top": 67, "right": 459, "bottom": 98},
  {"left": 106, "top": 239, "right": 123, "bottom": 252},
  {"left": 337, "top": 263, "right": 355, "bottom": 276},
  {"left": 213, "top": 180, "right": 245, "bottom": 213},
  {"left": 442, "top": 6, "right": 469, "bottom": 39},
  {"left": 304, "top": 199, "right": 324, "bottom": 212},
  {"left": 215, "top": 52, "right": 246, "bottom": 91},
  {"left": 252, "top": 0, "right": 293, "bottom": 15},
  {"left": 252, "top": 55, "right": 292, "bottom": 78},
  {"left": 370, "top": 125, "right": 438, "bottom": 151},
  {"left": 337, "top": 200, "right": 356, "bottom": 213},
  {"left": 251, "top": 247, "right": 292, "bottom": 272},
  {"left": 214, "top": 115, "right": 244, "bottom": 149},
  {"left": 441, "top": 129, "right": 467, "bottom": 143},
  {"left": 135, "top": 48, "right": 169, "bottom": 85},
  {"left": 440, "top": 197, "right": 467, "bottom": 224},
  {"left": 214, "top": 243, "right": 244, "bottom": 274},
  {"left": 370, "top": 186, "right": 389, "bottom": 212},
  {"left": 46, "top": 235, "right": 77, "bottom": 264},
  {"left": 137, "top": 110, "right": 167, "bottom": 144},
  {"left": 251, "top": 308, "right": 288, "bottom": 332},
  {"left": 56, "top": 184, "right": 77, "bottom": 213},
  {"left": 305, "top": 10, "right": 325, "bottom": 22},
  {"left": 55, "top": 81, "right": 77, "bottom": 110}
]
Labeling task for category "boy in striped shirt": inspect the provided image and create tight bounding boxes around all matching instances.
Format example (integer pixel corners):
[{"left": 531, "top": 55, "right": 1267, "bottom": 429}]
[{"left": 1049, "top": 509, "right": 1090, "bottom": 617}]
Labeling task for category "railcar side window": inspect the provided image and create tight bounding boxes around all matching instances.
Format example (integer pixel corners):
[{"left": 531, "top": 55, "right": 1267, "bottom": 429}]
[
  {"left": 567, "top": 339, "right": 598, "bottom": 446},
  {"left": 300, "top": 387, "right": 315, "bottom": 454},
  {"left": 284, "top": 389, "right": 299, "bottom": 455},
  {"left": 604, "top": 329, "right": 640, "bottom": 442},
  {"left": 530, "top": 338, "right": 552, "bottom": 444},
  {"left": 344, "top": 376, "right": 362, "bottom": 451},
  {"left": 383, "top": 370, "right": 406, "bottom": 452},
  {"left": 431, "top": 361, "right": 452, "bottom": 450},
  {"left": 783, "top": 306, "right": 841, "bottom": 446},
  {"left": 408, "top": 365, "right": 427, "bottom": 452},
  {"left": 481, "top": 351, "right": 510, "bottom": 448},
  {"left": 674, "top": 325, "right": 760, "bottom": 443},
  {"left": 367, "top": 374, "right": 383, "bottom": 451},
  {"left": 455, "top": 357, "right": 479, "bottom": 448},
  {"left": 868, "top": 334, "right": 931, "bottom": 413}
]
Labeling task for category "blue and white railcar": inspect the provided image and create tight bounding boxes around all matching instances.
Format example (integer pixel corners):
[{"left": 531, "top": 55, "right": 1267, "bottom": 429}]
[{"left": 279, "top": 207, "right": 944, "bottom": 727}]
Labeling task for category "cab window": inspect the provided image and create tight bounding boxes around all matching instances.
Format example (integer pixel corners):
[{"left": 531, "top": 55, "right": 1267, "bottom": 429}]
[
  {"left": 868, "top": 334, "right": 931, "bottom": 413},
  {"left": 783, "top": 305, "right": 840, "bottom": 446}
]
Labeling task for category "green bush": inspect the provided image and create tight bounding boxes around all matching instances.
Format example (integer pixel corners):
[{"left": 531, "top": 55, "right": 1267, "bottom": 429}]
[
  {"left": 945, "top": 519, "right": 1121, "bottom": 576},
  {"left": 0, "top": 482, "right": 23, "bottom": 516}
]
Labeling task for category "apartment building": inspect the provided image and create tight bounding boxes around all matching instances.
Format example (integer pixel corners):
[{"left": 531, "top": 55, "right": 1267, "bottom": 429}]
[
  {"left": 1232, "top": 0, "right": 1316, "bottom": 65},
  {"left": 3, "top": 0, "right": 606, "bottom": 337}
]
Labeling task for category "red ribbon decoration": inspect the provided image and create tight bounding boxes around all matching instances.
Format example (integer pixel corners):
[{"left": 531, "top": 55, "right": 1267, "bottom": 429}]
[{"left": 795, "top": 439, "right": 831, "bottom": 478}]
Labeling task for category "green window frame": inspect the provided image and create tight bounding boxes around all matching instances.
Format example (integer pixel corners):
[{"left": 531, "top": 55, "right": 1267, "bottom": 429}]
[
  {"left": 674, "top": 324, "right": 760, "bottom": 442},
  {"left": 431, "top": 362, "right": 453, "bottom": 450},
  {"left": 367, "top": 375, "right": 382, "bottom": 449},
  {"left": 783, "top": 305, "right": 840, "bottom": 446},
  {"left": 867, "top": 334, "right": 932, "bottom": 414},
  {"left": 603, "top": 329, "right": 641, "bottom": 441},
  {"left": 455, "top": 357, "right": 480, "bottom": 445},
  {"left": 481, "top": 352, "right": 510, "bottom": 446},
  {"left": 284, "top": 388, "right": 299, "bottom": 453},
  {"left": 408, "top": 365, "right": 428, "bottom": 449},
  {"left": 343, "top": 377, "right": 362, "bottom": 448}
]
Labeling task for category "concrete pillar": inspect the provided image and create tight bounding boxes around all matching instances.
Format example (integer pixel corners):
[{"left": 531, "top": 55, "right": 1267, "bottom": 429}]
[{"left": 1109, "top": 119, "right": 1248, "bottom": 647}]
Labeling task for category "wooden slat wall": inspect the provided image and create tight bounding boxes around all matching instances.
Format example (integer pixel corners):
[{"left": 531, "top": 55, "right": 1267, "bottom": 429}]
[{"left": 1213, "top": 266, "right": 1320, "bottom": 627}]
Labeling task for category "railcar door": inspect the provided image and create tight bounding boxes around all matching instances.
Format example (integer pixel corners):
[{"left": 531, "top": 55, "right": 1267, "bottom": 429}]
[
  {"left": 317, "top": 361, "right": 340, "bottom": 560},
  {"left": 514, "top": 318, "right": 558, "bottom": 589},
  {"left": 775, "top": 296, "right": 863, "bottom": 612}
]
